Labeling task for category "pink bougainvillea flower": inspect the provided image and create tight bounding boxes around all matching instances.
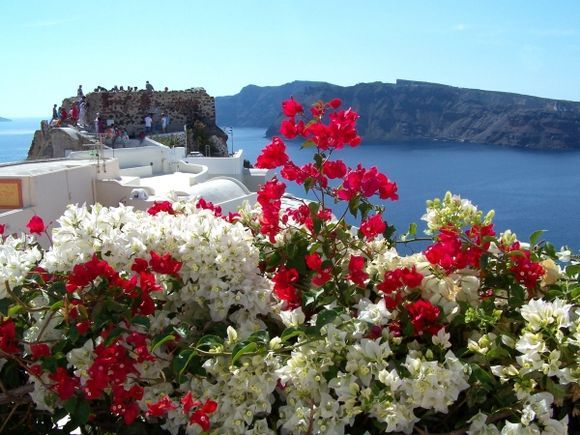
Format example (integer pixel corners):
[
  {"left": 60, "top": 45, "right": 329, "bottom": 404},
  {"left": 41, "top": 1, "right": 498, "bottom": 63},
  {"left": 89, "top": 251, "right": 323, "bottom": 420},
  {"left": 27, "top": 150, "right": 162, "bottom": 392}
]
[{"left": 26, "top": 215, "right": 45, "bottom": 234}]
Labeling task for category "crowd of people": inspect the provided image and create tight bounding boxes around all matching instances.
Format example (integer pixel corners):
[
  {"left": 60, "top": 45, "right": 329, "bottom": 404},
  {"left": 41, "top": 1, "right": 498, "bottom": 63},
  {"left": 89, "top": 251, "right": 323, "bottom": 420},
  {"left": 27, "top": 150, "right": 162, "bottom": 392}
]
[{"left": 50, "top": 83, "right": 172, "bottom": 146}]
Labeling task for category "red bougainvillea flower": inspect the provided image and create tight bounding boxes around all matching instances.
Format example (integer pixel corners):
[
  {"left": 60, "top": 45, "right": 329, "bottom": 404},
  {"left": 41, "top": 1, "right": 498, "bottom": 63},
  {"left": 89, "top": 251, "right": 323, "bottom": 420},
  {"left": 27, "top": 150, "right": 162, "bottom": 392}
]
[
  {"left": 327, "top": 98, "right": 342, "bottom": 109},
  {"left": 377, "top": 267, "right": 424, "bottom": 294},
  {"left": 26, "top": 215, "right": 45, "bottom": 234},
  {"left": 196, "top": 198, "right": 222, "bottom": 216},
  {"left": 66, "top": 254, "right": 118, "bottom": 293},
  {"left": 256, "top": 137, "right": 290, "bottom": 169},
  {"left": 147, "top": 395, "right": 178, "bottom": 417},
  {"left": 312, "top": 267, "right": 333, "bottom": 286},
  {"left": 360, "top": 214, "right": 387, "bottom": 240},
  {"left": 281, "top": 97, "right": 304, "bottom": 117},
  {"left": 337, "top": 166, "right": 398, "bottom": 201},
  {"left": 30, "top": 343, "right": 50, "bottom": 359},
  {"left": 347, "top": 255, "right": 369, "bottom": 288},
  {"left": 272, "top": 267, "right": 301, "bottom": 309},
  {"left": 50, "top": 367, "right": 79, "bottom": 400},
  {"left": 181, "top": 391, "right": 202, "bottom": 414},
  {"left": 507, "top": 242, "right": 545, "bottom": 290},
  {"left": 75, "top": 320, "right": 91, "bottom": 335},
  {"left": 322, "top": 160, "right": 347, "bottom": 179},
  {"left": 147, "top": 200, "right": 175, "bottom": 215},
  {"left": 0, "top": 319, "right": 19, "bottom": 354},
  {"left": 149, "top": 251, "right": 183, "bottom": 277},
  {"left": 0, "top": 223, "right": 5, "bottom": 235},
  {"left": 280, "top": 118, "right": 305, "bottom": 139},
  {"left": 257, "top": 178, "right": 286, "bottom": 242},
  {"left": 406, "top": 299, "right": 443, "bottom": 336},
  {"left": 305, "top": 253, "right": 323, "bottom": 271},
  {"left": 189, "top": 400, "right": 218, "bottom": 431},
  {"left": 424, "top": 228, "right": 466, "bottom": 274}
]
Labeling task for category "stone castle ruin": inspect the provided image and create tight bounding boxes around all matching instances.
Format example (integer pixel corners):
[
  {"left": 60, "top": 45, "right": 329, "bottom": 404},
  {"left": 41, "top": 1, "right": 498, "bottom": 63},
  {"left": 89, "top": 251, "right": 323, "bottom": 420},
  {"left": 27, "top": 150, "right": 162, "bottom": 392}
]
[{"left": 28, "top": 88, "right": 228, "bottom": 159}]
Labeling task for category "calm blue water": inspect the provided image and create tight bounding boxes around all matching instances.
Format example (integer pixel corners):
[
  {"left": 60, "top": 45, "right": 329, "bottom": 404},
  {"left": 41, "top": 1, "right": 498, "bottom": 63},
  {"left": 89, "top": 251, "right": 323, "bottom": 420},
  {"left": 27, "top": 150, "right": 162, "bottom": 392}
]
[
  {"left": 2, "top": 122, "right": 579, "bottom": 250},
  {"left": 0, "top": 118, "right": 42, "bottom": 163},
  {"left": 230, "top": 128, "right": 580, "bottom": 252}
]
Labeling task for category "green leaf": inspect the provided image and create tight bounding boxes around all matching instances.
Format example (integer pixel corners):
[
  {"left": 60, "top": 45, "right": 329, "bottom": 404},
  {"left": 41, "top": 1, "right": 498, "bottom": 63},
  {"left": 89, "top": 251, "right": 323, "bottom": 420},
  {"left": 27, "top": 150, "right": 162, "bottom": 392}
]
[
  {"left": 247, "top": 330, "right": 269, "bottom": 344},
  {"left": 315, "top": 308, "right": 342, "bottom": 329},
  {"left": 104, "top": 327, "right": 126, "bottom": 346},
  {"left": 408, "top": 222, "right": 417, "bottom": 237},
  {"left": 131, "top": 316, "right": 150, "bottom": 329},
  {"left": 280, "top": 326, "right": 305, "bottom": 343},
  {"left": 151, "top": 333, "right": 176, "bottom": 353},
  {"left": 471, "top": 365, "right": 495, "bottom": 387},
  {"left": 529, "top": 229, "right": 546, "bottom": 246},
  {"left": 171, "top": 349, "right": 202, "bottom": 381},
  {"left": 565, "top": 264, "right": 580, "bottom": 278},
  {"left": 8, "top": 304, "right": 23, "bottom": 317},
  {"left": 348, "top": 197, "right": 360, "bottom": 218},
  {"left": 197, "top": 334, "right": 223, "bottom": 351},
  {"left": 0, "top": 298, "right": 11, "bottom": 316},
  {"left": 72, "top": 398, "right": 90, "bottom": 426},
  {"left": 231, "top": 342, "right": 258, "bottom": 365},
  {"left": 64, "top": 396, "right": 78, "bottom": 415}
]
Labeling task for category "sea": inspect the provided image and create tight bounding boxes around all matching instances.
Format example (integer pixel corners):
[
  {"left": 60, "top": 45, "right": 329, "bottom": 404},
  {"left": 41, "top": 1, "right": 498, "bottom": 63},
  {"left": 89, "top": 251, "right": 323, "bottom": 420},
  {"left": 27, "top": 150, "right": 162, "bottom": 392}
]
[{"left": 2, "top": 120, "right": 580, "bottom": 251}]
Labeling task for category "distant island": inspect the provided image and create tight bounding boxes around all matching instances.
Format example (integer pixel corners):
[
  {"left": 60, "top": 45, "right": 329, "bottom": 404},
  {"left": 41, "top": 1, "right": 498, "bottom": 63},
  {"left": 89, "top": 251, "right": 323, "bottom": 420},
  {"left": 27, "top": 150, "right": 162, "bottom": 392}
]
[
  {"left": 216, "top": 80, "right": 580, "bottom": 149},
  {"left": 0, "top": 117, "right": 10, "bottom": 122}
]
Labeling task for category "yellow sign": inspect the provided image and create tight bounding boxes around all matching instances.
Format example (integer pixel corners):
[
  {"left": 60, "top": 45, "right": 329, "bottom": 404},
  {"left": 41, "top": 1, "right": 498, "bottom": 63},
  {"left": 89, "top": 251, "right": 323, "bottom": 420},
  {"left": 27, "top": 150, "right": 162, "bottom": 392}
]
[{"left": 0, "top": 179, "right": 23, "bottom": 209}]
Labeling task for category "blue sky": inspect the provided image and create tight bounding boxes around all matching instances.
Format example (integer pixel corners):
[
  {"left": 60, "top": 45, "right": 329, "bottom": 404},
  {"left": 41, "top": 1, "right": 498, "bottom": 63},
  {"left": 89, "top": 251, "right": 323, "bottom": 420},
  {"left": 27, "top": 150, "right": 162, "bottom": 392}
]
[{"left": 1, "top": 0, "right": 580, "bottom": 117}]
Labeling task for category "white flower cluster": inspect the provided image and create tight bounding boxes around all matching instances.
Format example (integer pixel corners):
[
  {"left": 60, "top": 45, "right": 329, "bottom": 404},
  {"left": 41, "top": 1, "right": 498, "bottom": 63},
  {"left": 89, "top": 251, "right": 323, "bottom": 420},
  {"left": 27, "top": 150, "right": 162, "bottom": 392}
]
[
  {"left": 0, "top": 233, "right": 42, "bottom": 299},
  {"left": 422, "top": 191, "right": 494, "bottom": 233},
  {"left": 42, "top": 203, "right": 272, "bottom": 327}
]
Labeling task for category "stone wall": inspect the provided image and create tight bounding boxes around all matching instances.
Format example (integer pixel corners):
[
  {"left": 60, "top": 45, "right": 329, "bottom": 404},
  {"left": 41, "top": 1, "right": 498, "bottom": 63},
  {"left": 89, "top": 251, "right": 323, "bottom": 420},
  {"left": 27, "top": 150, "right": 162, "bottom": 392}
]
[
  {"left": 62, "top": 89, "right": 217, "bottom": 137},
  {"left": 28, "top": 88, "right": 229, "bottom": 159}
]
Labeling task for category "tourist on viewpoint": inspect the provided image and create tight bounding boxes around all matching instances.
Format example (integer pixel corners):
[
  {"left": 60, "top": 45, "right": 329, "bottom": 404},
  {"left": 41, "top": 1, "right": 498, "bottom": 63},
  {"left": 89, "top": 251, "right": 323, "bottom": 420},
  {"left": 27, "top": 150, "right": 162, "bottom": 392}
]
[
  {"left": 144, "top": 113, "right": 153, "bottom": 134},
  {"left": 161, "top": 113, "right": 168, "bottom": 133},
  {"left": 146, "top": 81, "right": 154, "bottom": 91},
  {"left": 52, "top": 104, "right": 58, "bottom": 120}
]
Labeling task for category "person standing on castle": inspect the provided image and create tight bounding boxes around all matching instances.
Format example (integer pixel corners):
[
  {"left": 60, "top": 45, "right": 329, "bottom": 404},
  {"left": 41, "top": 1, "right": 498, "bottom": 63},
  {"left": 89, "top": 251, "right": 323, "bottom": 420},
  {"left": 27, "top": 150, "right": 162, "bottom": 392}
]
[
  {"left": 94, "top": 113, "right": 101, "bottom": 134},
  {"left": 78, "top": 98, "right": 87, "bottom": 128},
  {"left": 161, "top": 113, "right": 168, "bottom": 133},
  {"left": 77, "top": 85, "right": 84, "bottom": 100},
  {"left": 71, "top": 102, "right": 79, "bottom": 126},
  {"left": 52, "top": 104, "right": 58, "bottom": 120},
  {"left": 144, "top": 114, "right": 153, "bottom": 134},
  {"left": 145, "top": 81, "right": 154, "bottom": 91}
]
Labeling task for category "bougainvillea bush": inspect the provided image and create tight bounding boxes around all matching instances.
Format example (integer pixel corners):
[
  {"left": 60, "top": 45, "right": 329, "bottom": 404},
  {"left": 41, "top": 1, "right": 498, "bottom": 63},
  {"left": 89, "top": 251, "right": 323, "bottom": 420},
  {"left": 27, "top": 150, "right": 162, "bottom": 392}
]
[{"left": 0, "top": 98, "right": 579, "bottom": 434}]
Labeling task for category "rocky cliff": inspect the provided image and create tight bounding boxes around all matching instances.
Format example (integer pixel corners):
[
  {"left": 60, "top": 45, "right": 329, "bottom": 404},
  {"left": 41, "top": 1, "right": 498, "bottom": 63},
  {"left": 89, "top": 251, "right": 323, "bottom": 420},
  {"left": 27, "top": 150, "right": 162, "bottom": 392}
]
[
  {"left": 28, "top": 89, "right": 228, "bottom": 159},
  {"left": 217, "top": 80, "right": 580, "bottom": 149}
]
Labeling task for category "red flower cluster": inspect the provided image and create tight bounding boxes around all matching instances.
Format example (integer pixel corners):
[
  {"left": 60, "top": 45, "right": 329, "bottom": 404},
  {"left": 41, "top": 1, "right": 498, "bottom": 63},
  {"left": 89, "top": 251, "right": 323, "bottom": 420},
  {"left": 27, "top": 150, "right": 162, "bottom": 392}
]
[
  {"left": 66, "top": 254, "right": 118, "bottom": 293},
  {"left": 424, "top": 224, "right": 497, "bottom": 274},
  {"left": 337, "top": 165, "right": 398, "bottom": 201},
  {"left": 506, "top": 242, "right": 545, "bottom": 289},
  {"left": 49, "top": 367, "right": 80, "bottom": 401},
  {"left": 182, "top": 392, "right": 218, "bottom": 431},
  {"left": 257, "top": 178, "right": 286, "bottom": 242},
  {"left": 305, "top": 253, "right": 332, "bottom": 286},
  {"left": 282, "top": 97, "right": 304, "bottom": 117},
  {"left": 377, "top": 266, "right": 424, "bottom": 309},
  {"left": 147, "top": 201, "right": 175, "bottom": 216},
  {"left": 322, "top": 160, "right": 347, "bottom": 179},
  {"left": 347, "top": 255, "right": 369, "bottom": 288},
  {"left": 196, "top": 198, "right": 223, "bottom": 217},
  {"left": 0, "top": 223, "right": 5, "bottom": 236},
  {"left": 272, "top": 267, "right": 301, "bottom": 310},
  {"left": 360, "top": 214, "right": 387, "bottom": 240},
  {"left": 30, "top": 343, "right": 51, "bottom": 359},
  {"left": 26, "top": 215, "right": 45, "bottom": 234},
  {"left": 0, "top": 318, "right": 19, "bottom": 354},
  {"left": 256, "top": 137, "right": 290, "bottom": 169},
  {"left": 406, "top": 299, "right": 443, "bottom": 336},
  {"left": 149, "top": 251, "right": 183, "bottom": 277}
]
